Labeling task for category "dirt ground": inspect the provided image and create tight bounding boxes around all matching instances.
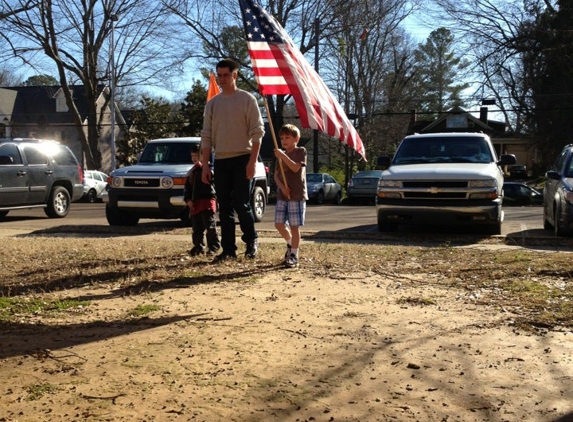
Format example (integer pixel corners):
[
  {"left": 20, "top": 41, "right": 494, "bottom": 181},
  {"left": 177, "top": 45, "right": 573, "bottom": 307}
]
[{"left": 1, "top": 232, "right": 573, "bottom": 422}]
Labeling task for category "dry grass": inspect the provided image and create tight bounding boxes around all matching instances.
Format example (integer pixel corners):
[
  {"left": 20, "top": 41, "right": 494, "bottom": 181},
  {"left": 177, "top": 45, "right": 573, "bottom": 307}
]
[{"left": 1, "top": 228, "right": 572, "bottom": 333}]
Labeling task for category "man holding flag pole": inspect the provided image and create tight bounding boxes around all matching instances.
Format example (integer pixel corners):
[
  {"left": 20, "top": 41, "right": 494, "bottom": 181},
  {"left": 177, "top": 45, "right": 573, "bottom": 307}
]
[{"left": 200, "top": 58, "right": 264, "bottom": 262}]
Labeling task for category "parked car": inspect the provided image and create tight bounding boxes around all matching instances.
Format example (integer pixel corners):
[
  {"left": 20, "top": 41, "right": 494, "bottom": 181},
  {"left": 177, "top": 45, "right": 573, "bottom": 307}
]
[
  {"left": 346, "top": 170, "right": 384, "bottom": 204},
  {"left": 509, "top": 165, "right": 528, "bottom": 179},
  {"left": 503, "top": 182, "right": 543, "bottom": 206},
  {"left": 543, "top": 144, "right": 573, "bottom": 236},
  {"left": 306, "top": 173, "right": 342, "bottom": 205},
  {"left": 0, "top": 138, "right": 84, "bottom": 218},
  {"left": 83, "top": 170, "right": 108, "bottom": 203},
  {"left": 103, "top": 137, "right": 269, "bottom": 226},
  {"left": 376, "top": 132, "right": 516, "bottom": 234}
]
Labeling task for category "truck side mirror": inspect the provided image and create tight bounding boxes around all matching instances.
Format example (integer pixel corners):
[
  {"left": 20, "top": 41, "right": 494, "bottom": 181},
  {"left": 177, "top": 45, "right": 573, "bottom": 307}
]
[
  {"left": 377, "top": 156, "right": 391, "bottom": 168},
  {"left": 498, "top": 154, "right": 516, "bottom": 166}
]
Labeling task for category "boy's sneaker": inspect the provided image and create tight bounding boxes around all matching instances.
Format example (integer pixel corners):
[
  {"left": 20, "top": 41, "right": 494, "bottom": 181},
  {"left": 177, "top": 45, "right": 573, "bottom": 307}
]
[
  {"left": 189, "top": 246, "right": 204, "bottom": 256},
  {"left": 285, "top": 253, "right": 299, "bottom": 268},
  {"left": 284, "top": 244, "right": 292, "bottom": 262}
]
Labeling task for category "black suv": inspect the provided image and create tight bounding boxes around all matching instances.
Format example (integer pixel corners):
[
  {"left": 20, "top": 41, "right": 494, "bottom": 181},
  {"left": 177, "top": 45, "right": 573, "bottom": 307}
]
[{"left": 0, "top": 138, "right": 84, "bottom": 218}]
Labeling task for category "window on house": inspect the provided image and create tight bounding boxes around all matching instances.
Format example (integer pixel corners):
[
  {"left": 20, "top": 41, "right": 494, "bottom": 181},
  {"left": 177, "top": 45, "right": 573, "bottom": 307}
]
[
  {"left": 446, "top": 115, "right": 468, "bottom": 129},
  {"left": 56, "top": 91, "right": 71, "bottom": 112}
]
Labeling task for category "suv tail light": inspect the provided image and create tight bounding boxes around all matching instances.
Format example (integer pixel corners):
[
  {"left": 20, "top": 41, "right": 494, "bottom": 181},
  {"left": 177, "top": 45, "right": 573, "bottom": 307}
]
[{"left": 78, "top": 166, "right": 84, "bottom": 183}]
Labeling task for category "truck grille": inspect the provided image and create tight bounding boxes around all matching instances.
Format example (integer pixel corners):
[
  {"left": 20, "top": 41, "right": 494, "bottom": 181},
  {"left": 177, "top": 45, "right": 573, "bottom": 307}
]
[
  {"left": 403, "top": 181, "right": 468, "bottom": 188},
  {"left": 123, "top": 178, "right": 161, "bottom": 188}
]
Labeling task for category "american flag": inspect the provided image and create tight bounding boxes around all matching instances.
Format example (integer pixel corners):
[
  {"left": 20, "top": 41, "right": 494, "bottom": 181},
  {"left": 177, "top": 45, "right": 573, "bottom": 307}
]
[{"left": 239, "top": 0, "right": 366, "bottom": 159}]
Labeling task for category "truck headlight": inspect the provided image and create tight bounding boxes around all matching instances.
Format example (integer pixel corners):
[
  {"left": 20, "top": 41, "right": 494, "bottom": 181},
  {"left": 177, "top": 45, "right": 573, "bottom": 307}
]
[
  {"left": 378, "top": 180, "right": 402, "bottom": 188},
  {"left": 111, "top": 177, "right": 123, "bottom": 188},
  {"left": 161, "top": 176, "right": 174, "bottom": 189},
  {"left": 469, "top": 179, "right": 496, "bottom": 188}
]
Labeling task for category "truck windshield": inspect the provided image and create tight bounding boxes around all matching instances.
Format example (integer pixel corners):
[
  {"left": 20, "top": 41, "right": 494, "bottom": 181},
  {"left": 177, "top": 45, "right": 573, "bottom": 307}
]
[
  {"left": 393, "top": 137, "right": 494, "bottom": 165},
  {"left": 138, "top": 143, "right": 197, "bottom": 164}
]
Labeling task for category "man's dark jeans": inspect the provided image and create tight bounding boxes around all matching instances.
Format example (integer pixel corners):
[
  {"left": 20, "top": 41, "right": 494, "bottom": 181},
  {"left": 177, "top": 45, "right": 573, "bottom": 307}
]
[{"left": 214, "top": 154, "right": 258, "bottom": 253}]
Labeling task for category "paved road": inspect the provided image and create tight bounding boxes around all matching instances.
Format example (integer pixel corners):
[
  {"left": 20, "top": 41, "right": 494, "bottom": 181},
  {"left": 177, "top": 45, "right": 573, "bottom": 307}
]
[{"left": 0, "top": 202, "right": 548, "bottom": 238}]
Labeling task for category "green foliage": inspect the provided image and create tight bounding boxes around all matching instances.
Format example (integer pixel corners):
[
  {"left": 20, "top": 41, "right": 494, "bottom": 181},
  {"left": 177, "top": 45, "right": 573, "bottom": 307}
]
[
  {"left": 0, "top": 297, "right": 89, "bottom": 321},
  {"left": 127, "top": 304, "right": 161, "bottom": 317},
  {"left": 23, "top": 74, "right": 58, "bottom": 86},
  {"left": 24, "top": 383, "right": 59, "bottom": 401},
  {"left": 523, "top": 2, "right": 573, "bottom": 167},
  {"left": 117, "top": 96, "right": 185, "bottom": 165},
  {"left": 179, "top": 79, "right": 208, "bottom": 136},
  {"left": 412, "top": 28, "right": 469, "bottom": 115},
  {"left": 319, "top": 165, "right": 346, "bottom": 190}
]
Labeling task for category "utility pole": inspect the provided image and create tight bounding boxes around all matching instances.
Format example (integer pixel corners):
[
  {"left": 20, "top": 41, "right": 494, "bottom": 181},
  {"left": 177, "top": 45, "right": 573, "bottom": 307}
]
[
  {"left": 313, "top": 18, "right": 319, "bottom": 173},
  {"left": 110, "top": 14, "right": 119, "bottom": 171}
]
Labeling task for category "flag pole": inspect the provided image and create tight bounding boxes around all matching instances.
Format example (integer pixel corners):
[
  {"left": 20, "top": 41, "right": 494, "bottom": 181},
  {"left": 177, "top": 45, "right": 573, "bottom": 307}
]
[{"left": 263, "top": 96, "right": 290, "bottom": 199}]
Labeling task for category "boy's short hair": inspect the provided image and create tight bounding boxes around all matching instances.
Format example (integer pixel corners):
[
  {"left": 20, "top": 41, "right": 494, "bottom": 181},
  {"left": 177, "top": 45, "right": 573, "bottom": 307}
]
[
  {"left": 190, "top": 143, "right": 199, "bottom": 153},
  {"left": 279, "top": 124, "right": 300, "bottom": 139}
]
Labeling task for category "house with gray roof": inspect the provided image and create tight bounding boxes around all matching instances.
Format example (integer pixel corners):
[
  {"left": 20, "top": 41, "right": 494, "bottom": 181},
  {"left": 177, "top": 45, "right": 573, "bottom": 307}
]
[{"left": 0, "top": 85, "right": 125, "bottom": 173}]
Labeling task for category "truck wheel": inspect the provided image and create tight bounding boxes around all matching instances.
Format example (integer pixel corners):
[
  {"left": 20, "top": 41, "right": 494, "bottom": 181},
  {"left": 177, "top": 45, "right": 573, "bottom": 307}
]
[
  {"left": 377, "top": 212, "right": 397, "bottom": 232},
  {"left": 251, "top": 186, "right": 266, "bottom": 222},
  {"left": 44, "top": 186, "right": 71, "bottom": 218},
  {"left": 487, "top": 222, "right": 502, "bottom": 235},
  {"left": 554, "top": 203, "right": 569, "bottom": 236},
  {"left": 316, "top": 190, "right": 325, "bottom": 205},
  {"left": 106, "top": 205, "right": 139, "bottom": 226}
]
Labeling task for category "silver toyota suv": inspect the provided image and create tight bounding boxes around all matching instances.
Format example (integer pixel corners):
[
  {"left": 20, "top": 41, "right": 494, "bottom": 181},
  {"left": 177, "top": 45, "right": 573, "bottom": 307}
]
[
  {"left": 0, "top": 138, "right": 84, "bottom": 218},
  {"left": 103, "top": 137, "right": 269, "bottom": 226}
]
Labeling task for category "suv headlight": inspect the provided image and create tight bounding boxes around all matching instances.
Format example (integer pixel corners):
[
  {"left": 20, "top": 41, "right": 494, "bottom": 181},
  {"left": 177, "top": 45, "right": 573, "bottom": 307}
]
[
  {"left": 160, "top": 176, "right": 174, "bottom": 189},
  {"left": 111, "top": 177, "right": 123, "bottom": 188}
]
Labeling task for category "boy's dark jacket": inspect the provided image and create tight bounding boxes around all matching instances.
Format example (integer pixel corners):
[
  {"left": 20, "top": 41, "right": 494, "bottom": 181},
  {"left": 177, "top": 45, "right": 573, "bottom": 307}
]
[{"left": 184, "top": 164, "right": 216, "bottom": 202}]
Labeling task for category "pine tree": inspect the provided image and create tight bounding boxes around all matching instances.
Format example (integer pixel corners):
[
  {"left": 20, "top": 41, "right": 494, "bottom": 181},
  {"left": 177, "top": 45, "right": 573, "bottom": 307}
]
[{"left": 413, "top": 28, "right": 469, "bottom": 116}]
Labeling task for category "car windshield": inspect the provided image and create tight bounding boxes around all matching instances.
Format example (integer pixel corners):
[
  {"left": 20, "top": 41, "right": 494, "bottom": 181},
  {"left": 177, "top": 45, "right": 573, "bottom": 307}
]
[
  {"left": 353, "top": 171, "right": 382, "bottom": 178},
  {"left": 139, "top": 143, "right": 196, "bottom": 164},
  {"left": 306, "top": 173, "right": 322, "bottom": 183},
  {"left": 393, "top": 137, "right": 494, "bottom": 165}
]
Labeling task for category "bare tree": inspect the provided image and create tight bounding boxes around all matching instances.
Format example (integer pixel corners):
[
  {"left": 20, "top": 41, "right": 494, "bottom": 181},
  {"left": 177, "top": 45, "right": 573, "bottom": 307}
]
[
  {"left": 0, "top": 0, "right": 180, "bottom": 169},
  {"left": 164, "top": 0, "right": 375, "bottom": 137},
  {"left": 324, "top": 0, "right": 419, "bottom": 171},
  {"left": 429, "top": 0, "right": 543, "bottom": 133}
]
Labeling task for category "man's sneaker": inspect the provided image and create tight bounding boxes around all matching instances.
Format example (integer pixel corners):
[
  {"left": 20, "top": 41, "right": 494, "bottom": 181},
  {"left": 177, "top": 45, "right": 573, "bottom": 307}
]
[
  {"left": 285, "top": 253, "right": 299, "bottom": 268},
  {"left": 189, "top": 246, "right": 204, "bottom": 256},
  {"left": 212, "top": 251, "right": 237, "bottom": 263},
  {"left": 284, "top": 244, "right": 292, "bottom": 262},
  {"left": 245, "top": 240, "right": 258, "bottom": 259}
]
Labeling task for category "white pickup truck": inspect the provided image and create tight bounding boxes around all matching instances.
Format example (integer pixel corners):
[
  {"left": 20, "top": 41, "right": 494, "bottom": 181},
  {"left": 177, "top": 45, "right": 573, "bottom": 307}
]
[
  {"left": 102, "top": 137, "right": 269, "bottom": 226},
  {"left": 376, "top": 132, "right": 516, "bottom": 234}
]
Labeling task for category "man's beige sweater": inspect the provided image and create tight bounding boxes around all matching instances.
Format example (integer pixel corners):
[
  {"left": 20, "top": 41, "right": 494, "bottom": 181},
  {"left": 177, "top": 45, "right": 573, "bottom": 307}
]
[{"left": 201, "top": 89, "right": 265, "bottom": 159}]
